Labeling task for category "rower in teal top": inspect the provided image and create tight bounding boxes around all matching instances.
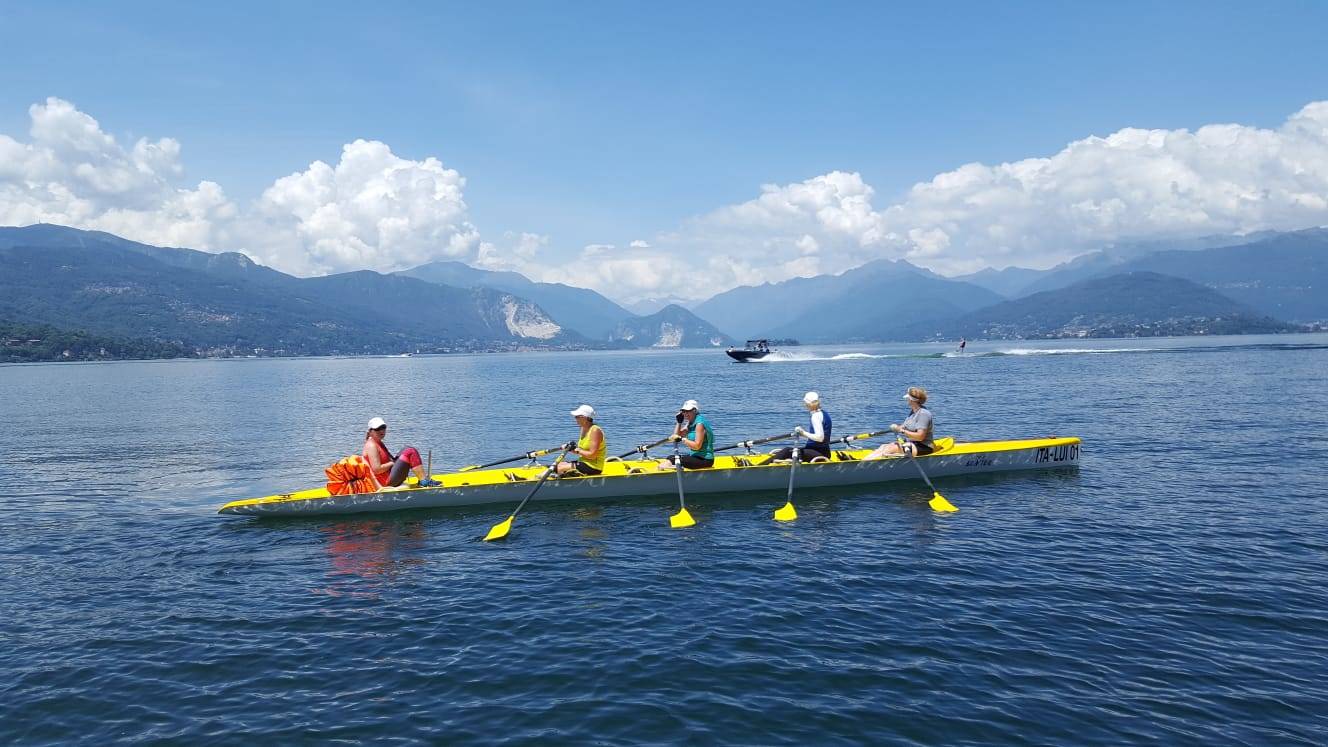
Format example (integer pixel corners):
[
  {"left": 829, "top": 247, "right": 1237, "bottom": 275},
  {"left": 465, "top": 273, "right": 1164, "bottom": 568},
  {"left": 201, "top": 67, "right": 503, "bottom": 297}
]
[{"left": 656, "top": 399, "right": 715, "bottom": 470}]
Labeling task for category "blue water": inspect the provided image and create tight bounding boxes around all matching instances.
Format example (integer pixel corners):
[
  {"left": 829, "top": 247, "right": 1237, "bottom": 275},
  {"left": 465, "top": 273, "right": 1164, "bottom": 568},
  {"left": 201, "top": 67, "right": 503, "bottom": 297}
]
[{"left": 3, "top": 335, "right": 1327, "bottom": 744}]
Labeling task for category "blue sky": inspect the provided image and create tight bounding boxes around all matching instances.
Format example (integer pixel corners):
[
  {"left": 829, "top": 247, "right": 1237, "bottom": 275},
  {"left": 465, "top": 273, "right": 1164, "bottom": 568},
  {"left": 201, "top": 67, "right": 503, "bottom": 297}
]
[{"left": 2, "top": 1, "right": 1328, "bottom": 302}]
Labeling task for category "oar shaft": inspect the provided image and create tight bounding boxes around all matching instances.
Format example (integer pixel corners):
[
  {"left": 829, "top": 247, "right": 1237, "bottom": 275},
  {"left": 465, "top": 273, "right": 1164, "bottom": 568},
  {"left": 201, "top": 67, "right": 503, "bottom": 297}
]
[
  {"left": 508, "top": 448, "right": 571, "bottom": 519},
  {"left": 715, "top": 431, "right": 796, "bottom": 453},
  {"left": 617, "top": 437, "right": 671, "bottom": 459},
  {"left": 786, "top": 440, "right": 800, "bottom": 501},
  {"left": 834, "top": 429, "right": 891, "bottom": 446},
  {"left": 468, "top": 443, "right": 564, "bottom": 471},
  {"left": 909, "top": 454, "right": 938, "bottom": 491},
  {"left": 672, "top": 442, "right": 687, "bottom": 510}
]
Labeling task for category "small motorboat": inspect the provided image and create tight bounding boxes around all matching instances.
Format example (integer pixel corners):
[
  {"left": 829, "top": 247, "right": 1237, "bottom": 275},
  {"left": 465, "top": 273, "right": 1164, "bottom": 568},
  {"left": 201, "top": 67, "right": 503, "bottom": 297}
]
[{"left": 727, "top": 339, "right": 774, "bottom": 362}]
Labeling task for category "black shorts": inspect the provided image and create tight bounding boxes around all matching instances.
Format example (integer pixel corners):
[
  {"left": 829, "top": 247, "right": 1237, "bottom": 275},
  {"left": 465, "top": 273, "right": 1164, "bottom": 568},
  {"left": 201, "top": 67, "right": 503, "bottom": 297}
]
[
  {"left": 571, "top": 461, "right": 602, "bottom": 476},
  {"left": 909, "top": 441, "right": 935, "bottom": 456},
  {"left": 770, "top": 445, "right": 830, "bottom": 462},
  {"left": 667, "top": 454, "right": 714, "bottom": 469}
]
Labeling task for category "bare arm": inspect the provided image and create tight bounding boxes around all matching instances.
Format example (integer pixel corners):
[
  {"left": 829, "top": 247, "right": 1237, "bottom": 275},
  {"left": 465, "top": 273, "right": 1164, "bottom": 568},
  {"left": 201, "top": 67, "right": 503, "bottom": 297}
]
[
  {"left": 363, "top": 442, "right": 389, "bottom": 478},
  {"left": 683, "top": 421, "right": 706, "bottom": 451}
]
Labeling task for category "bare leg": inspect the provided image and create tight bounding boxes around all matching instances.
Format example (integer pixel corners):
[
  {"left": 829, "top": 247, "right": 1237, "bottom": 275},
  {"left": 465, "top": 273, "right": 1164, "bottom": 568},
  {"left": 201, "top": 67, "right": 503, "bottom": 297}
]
[{"left": 864, "top": 442, "right": 904, "bottom": 461}]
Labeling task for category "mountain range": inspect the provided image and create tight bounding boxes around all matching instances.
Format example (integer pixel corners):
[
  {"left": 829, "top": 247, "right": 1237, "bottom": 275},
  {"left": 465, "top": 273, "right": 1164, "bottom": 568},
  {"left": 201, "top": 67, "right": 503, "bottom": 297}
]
[
  {"left": 956, "top": 229, "right": 1328, "bottom": 321},
  {"left": 0, "top": 223, "right": 1321, "bottom": 361},
  {"left": 692, "top": 259, "right": 1004, "bottom": 342},
  {"left": 0, "top": 224, "right": 730, "bottom": 356},
  {"left": 919, "top": 272, "right": 1299, "bottom": 339}
]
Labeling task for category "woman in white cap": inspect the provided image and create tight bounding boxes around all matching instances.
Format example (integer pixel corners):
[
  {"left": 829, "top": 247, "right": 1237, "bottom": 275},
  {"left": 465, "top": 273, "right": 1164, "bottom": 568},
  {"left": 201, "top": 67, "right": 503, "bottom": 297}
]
[
  {"left": 866, "top": 387, "right": 935, "bottom": 459},
  {"left": 363, "top": 417, "right": 439, "bottom": 487},
  {"left": 555, "top": 405, "right": 608, "bottom": 477},
  {"left": 771, "top": 391, "right": 833, "bottom": 462},
  {"left": 656, "top": 399, "right": 715, "bottom": 470}
]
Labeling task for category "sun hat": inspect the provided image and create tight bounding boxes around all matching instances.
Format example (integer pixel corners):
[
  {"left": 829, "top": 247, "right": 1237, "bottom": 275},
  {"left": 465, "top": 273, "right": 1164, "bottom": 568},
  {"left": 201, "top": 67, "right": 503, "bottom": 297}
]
[
  {"left": 679, "top": 399, "right": 699, "bottom": 411},
  {"left": 367, "top": 416, "right": 387, "bottom": 430},
  {"left": 570, "top": 404, "right": 596, "bottom": 419},
  {"left": 803, "top": 391, "right": 819, "bottom": 405}
]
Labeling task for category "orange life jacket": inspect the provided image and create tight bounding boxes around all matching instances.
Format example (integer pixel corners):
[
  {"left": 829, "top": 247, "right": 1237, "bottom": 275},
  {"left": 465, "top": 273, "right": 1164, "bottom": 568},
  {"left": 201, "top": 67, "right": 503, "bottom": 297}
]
[{"left": 325, "top": 455, "right": 380, "bottom": 495}]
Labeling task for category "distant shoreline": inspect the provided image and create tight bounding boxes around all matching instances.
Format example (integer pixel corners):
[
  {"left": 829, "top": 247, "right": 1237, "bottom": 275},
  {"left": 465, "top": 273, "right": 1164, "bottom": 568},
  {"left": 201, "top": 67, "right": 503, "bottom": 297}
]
[{"left": 5, "top": 329, "right": 1325, "bottom": 366}]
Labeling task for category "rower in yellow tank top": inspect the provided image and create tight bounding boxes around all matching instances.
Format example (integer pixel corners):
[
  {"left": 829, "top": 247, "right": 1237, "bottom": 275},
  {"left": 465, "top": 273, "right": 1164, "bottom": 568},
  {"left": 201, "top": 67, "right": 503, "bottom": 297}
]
[{"left": 555, "top": 404, "right": 607, "bottom": 477}]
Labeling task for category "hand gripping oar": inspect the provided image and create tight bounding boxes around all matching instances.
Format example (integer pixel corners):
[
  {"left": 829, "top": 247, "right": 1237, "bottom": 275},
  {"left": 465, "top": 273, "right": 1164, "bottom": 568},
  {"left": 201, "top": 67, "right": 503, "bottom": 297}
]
[
  {"left": 617, "top": 436, "right": 672, "bottom": 460},
  {"left": 908, "top": 449, "right": 958, "bottom": 513},
  {"left": 668, "top": 440, "right": 697, "bottom": 528},
  {"left": 482, "top": 446, "right": 573, "bottom": 541},
  {"left": 774, "top": 437, "right": 800, "bottom": 521},
  {"left": 460, "top": 444, "right": 565, "bottom": 472}
]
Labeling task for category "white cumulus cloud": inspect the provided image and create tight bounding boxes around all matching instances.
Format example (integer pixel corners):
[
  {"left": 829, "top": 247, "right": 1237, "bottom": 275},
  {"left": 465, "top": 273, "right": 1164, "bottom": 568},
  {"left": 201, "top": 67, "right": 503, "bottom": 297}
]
[
  {"left": 569, "top": 101, "right": 1328, "bottom": 301},
  {"left": 4, "top": 97, "right": 1328, "bottom": 304},
  {"left": 0, "top": 98, "right": 484, "bottom": 276},
  {"left": 0, "top": 97, "right": 236, "bottom": 248},
  {"left": 243, "top": 139, "right": 480, "bottom": 275}
]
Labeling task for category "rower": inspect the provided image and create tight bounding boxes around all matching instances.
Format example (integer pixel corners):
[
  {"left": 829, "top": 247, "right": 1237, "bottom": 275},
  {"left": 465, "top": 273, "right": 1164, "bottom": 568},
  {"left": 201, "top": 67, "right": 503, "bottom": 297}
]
[
  {"left": 772, "top": 391, "right": 832, "bottom": 462},
  {"left": 554, "top": 405, "right": 607, "bottom": 477},
  {"left": 363, "top": 417, "right": 440, "bottom": 487},
  {"left": 656, "top": 399, "right": 715, "bottom": 470},
  {"left": 865, "top": 387, "right": 936, "bottom": 459}
]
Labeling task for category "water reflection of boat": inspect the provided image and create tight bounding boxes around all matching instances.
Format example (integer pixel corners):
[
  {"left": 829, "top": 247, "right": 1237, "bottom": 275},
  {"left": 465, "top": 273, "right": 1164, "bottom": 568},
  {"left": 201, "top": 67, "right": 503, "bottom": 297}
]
[
  {"left": 320, "top": 519, "right": 427, "bottom": 580},
  {"left": 726, "top": 339, "right": 774, "bottom": 362}
]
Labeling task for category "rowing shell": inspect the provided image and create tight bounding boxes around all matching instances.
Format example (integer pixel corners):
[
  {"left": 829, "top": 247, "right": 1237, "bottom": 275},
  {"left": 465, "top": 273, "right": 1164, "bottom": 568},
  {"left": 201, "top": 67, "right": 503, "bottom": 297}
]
[{"left": 218, "top": 436, "right": 1081, "bottom": 518}]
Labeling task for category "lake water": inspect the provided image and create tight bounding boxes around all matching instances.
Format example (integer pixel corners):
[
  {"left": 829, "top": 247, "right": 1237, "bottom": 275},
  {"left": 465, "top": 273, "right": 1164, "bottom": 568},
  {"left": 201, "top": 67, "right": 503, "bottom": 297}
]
[{"left": 3, "top": 335, "right": 1327, "bottom": 744}]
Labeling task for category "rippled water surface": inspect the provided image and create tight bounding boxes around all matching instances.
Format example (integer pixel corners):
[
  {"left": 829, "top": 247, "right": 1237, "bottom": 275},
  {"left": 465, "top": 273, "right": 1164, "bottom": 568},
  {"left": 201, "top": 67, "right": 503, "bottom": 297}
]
[{"left": 3, "top": 335, "right": 1327, "bottom": 745}]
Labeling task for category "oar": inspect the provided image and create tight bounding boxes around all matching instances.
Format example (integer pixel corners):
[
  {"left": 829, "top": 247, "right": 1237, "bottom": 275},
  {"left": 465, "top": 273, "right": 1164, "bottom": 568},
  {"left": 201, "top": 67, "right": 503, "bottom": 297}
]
[
  {"left": 668, "top": 440, "right": 696, "bottom": 528},
  {"left": 482, "top": 446, "right": 573, "bottom": 541},
  {"left": 908, "top": 450, "right": 958, "bottom": 512},
  {"left": 714, "top": 431, "right": 796, "bottom": 454},
  {"left": 774, "top": 437, "right": 800, "bottom": 521},
  {"left": 830, "top": 429, "right": 892, "bottom": 448},
  {"left": 617, "top": 436, "right": 671, "bottom": 460},
  {"left": 460, "top": 444, "right": 565, "bottom": 472}
]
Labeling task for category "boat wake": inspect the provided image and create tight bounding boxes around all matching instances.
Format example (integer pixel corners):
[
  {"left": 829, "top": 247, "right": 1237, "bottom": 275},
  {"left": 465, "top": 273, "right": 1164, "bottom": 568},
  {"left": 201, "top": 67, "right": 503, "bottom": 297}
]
[
  {"left": 945, "top": 347, "right": 1156, "bottom": 357},
  {"left": 746, "top": 341, "right": 1328, "bottom": 362},
  {"left": 753, "top": 347, "right": 1160, "bottom": 362}
]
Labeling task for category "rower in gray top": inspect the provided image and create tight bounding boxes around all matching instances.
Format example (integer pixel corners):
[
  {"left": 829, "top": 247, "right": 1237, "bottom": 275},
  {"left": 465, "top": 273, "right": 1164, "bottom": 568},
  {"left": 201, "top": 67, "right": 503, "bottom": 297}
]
[
  {"left": 901, "top": 405, "right": 935, "bottom": 450},
  {"left": 866, "top": 386, "right": 938, "bottom": 458}
]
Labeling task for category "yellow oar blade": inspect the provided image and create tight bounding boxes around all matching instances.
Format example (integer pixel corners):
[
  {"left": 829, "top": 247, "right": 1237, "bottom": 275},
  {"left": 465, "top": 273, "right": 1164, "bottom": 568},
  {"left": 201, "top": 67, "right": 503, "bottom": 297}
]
[
  {"left": 459, "top": 465, "right": 479, "bottom": 473},
  {"left": 669, "top": 507, "right": 696, "bottom": 528},
  {"left": 929, "top": 492, "right": 958, "bottom": 513},
  {"left": 773, "top": 501, "right": 798, "bottom": 522},
  {"left": 483, "top": 515, "right": 515, "bottom": 541}
]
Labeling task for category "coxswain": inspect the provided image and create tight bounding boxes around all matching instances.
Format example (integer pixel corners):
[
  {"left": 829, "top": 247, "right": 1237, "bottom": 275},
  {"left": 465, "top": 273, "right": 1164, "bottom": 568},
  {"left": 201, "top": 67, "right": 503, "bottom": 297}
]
[
  {"left": 554, "top": 405, "right": 607, "bottom": 477},
  {"left": 363, "top": 417, "right": 440, "bottom": 487},
  {"left": 656, "top": 399, "right": 715, "bottom": 470}
]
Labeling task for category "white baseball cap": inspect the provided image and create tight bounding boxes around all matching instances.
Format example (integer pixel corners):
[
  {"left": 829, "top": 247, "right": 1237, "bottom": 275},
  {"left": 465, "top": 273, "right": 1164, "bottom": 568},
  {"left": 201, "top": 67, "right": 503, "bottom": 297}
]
[
  {"left": 803, "top": 391, "right": 820, "bottom": 405},
  {"left": 367, "top": 416, "right": 387, "bottom": 430},
  {"left": 679, "top": 399, "right": 699, "bottom": 411},
  {"left": 570, "top": 404, "right": 596, "bottom": 419}
]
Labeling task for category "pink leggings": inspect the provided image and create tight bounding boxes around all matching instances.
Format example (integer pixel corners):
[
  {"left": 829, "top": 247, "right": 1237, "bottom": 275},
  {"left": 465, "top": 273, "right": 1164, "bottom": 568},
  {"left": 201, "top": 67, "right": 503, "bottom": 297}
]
[{"left": 384, "top": 446, "right": 422, "bottom": 486}]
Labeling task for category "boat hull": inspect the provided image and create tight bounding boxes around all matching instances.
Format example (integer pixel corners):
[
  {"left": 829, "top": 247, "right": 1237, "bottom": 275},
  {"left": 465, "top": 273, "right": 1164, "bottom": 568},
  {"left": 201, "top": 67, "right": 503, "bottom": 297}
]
[
  {"left": 219, "top": 437, "right": 1081, "bottom": 518},
  {"left": 726, "top": 350, "right": 771, "bottom": 362}
]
